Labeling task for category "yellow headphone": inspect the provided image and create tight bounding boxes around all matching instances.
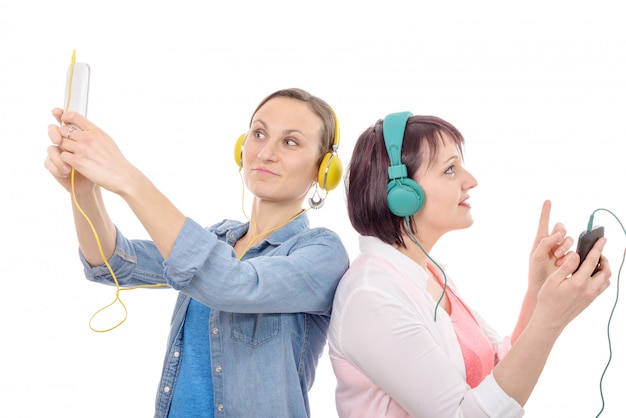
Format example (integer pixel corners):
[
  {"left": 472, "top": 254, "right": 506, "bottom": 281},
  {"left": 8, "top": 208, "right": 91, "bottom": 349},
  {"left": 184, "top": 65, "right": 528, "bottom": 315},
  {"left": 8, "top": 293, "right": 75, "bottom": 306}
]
[{"left": 233, "top": 110, "right": 343, "bottom": 192}]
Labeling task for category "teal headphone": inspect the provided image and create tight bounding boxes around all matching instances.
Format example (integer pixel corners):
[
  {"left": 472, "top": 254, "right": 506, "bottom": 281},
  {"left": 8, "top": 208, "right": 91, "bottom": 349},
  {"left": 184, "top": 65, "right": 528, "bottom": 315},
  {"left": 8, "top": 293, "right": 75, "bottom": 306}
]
[
  {"left": 384, "top": 111, "right": 448, "bottom": 321},
  {"left": 383, "top": 111, "right": 425, "bottom": 217}
]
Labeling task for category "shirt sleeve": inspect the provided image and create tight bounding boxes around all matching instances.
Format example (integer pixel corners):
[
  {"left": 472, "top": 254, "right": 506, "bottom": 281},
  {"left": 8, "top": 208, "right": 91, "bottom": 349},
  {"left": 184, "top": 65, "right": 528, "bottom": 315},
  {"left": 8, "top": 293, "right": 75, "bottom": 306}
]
[
  {"left": 80, "top": 225, "right": 168, "bottom": 287},
  {"left": 337, "top": 283, "right": 523, "bottom": 417},
  {"left": 164, "top": 218, "right": 349, "bottom": 314}
]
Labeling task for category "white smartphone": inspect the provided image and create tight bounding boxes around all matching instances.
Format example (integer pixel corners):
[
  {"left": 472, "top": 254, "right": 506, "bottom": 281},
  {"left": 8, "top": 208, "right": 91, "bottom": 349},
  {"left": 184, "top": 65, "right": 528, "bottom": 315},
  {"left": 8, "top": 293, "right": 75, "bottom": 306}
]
[{"left": 64, "top": 62, "right": 90, "bottom": 116}]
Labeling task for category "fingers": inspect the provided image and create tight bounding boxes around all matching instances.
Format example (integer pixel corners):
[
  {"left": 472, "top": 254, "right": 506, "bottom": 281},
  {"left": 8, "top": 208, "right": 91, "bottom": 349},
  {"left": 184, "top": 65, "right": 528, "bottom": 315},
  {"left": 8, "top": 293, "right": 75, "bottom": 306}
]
[
  {"left": 49, "top": 109, "right": 85, "bottom": 143},
  {"left": 61, "top": 111, "right": 94, "bottom": 132},
  {"left": 530, "top": 201, "right": 573, "bottom": 265},
  {"left": 533, "top": 200, "right": 552, "bottom": 248},
  {"left": 558, "top": 251, "right": 579, "bottom": 276},
  {"left": 595, "top": 254, "right": 612, "bottom": 282},
  {"left": 551, "top": 223, "right": 573, "bottom": 261},
  {"left": 58, "top": 124, "right": 83, "bottom": 143},
  {"left": 44, "top": 144, "right": 71, "bottom": 178},
  {"left": 534, "top": 224, "right": 569, "bottom": 258},
  {"left": 574, "top": 237, "right": 609, "bottom": 279},
  {"left": 51, "top": 107, "right": 64, "bottom": 124},
  {"left": 48, "top": 123, "right": 63, "bottom": 145}
]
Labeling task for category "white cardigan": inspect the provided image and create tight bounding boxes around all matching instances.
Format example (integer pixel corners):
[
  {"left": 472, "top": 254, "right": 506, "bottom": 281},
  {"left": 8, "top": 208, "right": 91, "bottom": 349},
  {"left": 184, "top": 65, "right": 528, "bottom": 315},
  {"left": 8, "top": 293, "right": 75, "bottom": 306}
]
[{"left": 328, "top": 235, "right": 523, "bottom": 417}]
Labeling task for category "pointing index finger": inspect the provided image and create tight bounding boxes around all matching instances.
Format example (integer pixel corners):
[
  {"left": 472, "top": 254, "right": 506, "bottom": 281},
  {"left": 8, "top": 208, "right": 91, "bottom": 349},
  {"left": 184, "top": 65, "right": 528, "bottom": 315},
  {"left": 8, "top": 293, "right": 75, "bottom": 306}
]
[{"left": 533, "top": 200, "right": 552, "bottom": 247}]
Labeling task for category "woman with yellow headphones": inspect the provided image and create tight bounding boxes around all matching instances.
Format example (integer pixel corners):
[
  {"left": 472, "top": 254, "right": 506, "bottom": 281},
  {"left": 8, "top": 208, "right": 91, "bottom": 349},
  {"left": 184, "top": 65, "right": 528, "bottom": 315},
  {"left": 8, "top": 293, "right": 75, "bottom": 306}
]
[{"left": 45, "top": 88, "right": 348, "bottom": 418}]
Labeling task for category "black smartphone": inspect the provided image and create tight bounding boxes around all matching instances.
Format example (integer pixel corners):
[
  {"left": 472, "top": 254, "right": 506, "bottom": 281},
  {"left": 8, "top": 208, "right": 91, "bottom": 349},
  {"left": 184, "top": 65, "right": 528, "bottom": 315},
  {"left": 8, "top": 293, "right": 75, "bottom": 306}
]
[{"left": 574, "top": 225, "right": 604, "bottom": 275}]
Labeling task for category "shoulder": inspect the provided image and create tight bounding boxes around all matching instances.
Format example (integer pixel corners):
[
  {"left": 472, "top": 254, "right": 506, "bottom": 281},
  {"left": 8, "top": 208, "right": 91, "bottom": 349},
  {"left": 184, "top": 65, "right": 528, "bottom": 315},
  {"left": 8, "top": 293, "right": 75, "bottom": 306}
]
[
  {"left": 286, "top": 226, "right": 349, "bottom": 266},
  {"left": 207, "top": 218, "right": 244, "bottom": 233},
  {"left": 333, "top": 250, "right": 434, "bottom": 316},
  {"left": 301, "top": 226, "right": 344, "bottom": 243}
]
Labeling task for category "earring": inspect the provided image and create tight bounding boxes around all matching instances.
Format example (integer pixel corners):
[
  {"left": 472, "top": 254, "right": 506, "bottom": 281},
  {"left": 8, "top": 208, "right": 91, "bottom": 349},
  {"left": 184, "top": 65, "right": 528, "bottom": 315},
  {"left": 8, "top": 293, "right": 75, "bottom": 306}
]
[{"left": 308, "top": 184, "right": 325, "bottom": 209}]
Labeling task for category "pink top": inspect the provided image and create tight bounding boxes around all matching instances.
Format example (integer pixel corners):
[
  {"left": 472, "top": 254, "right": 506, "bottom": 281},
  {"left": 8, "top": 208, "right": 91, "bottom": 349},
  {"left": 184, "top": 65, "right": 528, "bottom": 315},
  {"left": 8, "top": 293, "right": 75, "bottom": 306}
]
[{"left": 428, "top": 265, "right": 495, "bottom": 388}]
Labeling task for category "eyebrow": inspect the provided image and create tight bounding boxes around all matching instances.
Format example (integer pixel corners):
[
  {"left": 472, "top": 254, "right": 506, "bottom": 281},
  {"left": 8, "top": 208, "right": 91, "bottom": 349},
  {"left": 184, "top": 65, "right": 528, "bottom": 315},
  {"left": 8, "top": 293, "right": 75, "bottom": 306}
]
[
  {"left": 251, "top": 119, "right": 308, "bottom": 138},
  {"left": 440, "top": 155, "right": 460, "bottom": 165}
]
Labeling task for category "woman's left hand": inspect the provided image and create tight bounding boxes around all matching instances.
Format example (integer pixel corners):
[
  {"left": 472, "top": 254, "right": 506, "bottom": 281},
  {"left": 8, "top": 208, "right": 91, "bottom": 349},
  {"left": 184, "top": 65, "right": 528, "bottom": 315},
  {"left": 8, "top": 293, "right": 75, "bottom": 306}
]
[{"left": 527, "top": 200, "right": 574, "bottom": 297}]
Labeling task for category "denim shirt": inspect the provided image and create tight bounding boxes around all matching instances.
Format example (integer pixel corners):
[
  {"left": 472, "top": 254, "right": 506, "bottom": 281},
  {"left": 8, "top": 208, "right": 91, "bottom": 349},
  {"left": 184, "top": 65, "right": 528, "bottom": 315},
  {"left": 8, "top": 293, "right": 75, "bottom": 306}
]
[{"left": 81, "top": 214, "right": 349, "bottom": 418}]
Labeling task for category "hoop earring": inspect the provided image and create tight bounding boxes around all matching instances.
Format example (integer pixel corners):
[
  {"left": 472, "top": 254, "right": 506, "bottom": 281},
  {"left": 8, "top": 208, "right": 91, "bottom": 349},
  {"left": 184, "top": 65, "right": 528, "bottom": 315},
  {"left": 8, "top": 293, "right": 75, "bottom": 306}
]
[{"left": 308, "top": 184, "right": 325, "bottom": 209}]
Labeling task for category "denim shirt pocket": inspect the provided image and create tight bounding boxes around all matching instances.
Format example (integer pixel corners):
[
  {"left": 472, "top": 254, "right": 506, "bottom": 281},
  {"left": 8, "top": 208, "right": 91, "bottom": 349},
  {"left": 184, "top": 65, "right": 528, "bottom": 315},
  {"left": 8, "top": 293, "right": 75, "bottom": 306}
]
[{"left": 231, "top": 313, "right": 281, "bottom": 347}]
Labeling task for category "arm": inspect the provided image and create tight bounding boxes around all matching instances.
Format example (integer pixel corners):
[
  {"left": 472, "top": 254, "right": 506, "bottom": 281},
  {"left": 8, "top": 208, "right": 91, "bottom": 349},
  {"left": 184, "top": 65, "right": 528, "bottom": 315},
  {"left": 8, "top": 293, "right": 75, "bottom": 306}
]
[
  {"left": 46, "top": 109, "right": 186, "bottom": 261},
  {"left": 493, "top": 238, "right": 611, "bottom": 406},
  {"left": 166, "top": 219, "right": 349, "bottom": 313},
  {"left": 511, "top": 200, "right": 573, "bottom": 343},
  {"left": 494, "top": 200, "right": 611, "bottom": 406},
  {"left": 46, "top": 109, "right": 116, "bottom": 265}
]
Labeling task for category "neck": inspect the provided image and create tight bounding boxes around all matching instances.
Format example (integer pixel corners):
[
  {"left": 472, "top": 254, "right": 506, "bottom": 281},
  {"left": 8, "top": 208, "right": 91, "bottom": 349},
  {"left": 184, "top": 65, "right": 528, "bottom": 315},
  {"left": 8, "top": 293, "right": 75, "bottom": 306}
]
[
  {"left": 247, "top": 199, "right": 305, "bottom": 232},
  {"left": 397, "top": 227, "right": 440, "bottom": 270},
  {"left": 235, "top": 199, "right": 307, "bottom": 260}
]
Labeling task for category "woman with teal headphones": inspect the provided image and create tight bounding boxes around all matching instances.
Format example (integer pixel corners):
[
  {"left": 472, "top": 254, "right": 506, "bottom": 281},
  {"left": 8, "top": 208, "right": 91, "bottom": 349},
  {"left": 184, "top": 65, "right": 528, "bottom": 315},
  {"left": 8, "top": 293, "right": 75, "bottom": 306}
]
[
  {"left": 328, "top": 112, "right": 611, "bottom": 417},
  {"left": 44, "top": 88, "right": 349, "bottom": 417}
]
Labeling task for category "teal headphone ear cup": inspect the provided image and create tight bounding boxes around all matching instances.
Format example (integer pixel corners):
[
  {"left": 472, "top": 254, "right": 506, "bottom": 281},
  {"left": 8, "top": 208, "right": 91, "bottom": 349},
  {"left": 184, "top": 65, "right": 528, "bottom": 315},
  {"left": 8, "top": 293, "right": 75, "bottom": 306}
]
[{"left": 387, "top": 178, "right": 424, "bottom": 217}]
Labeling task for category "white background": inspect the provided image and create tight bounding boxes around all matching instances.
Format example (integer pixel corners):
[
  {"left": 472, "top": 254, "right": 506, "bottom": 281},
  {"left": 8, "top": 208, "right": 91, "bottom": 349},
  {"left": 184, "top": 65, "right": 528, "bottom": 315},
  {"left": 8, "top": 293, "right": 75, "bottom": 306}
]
[{"left": 1, "top": 1, "right": 625, "bottom": 417}]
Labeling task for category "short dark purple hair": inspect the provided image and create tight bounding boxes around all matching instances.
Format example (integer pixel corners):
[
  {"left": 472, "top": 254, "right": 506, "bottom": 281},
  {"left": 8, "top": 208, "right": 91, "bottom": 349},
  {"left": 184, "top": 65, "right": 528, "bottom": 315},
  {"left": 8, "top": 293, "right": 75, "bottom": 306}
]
[{"left": 346, "top": 115, "right": 465, "bottom": 248}]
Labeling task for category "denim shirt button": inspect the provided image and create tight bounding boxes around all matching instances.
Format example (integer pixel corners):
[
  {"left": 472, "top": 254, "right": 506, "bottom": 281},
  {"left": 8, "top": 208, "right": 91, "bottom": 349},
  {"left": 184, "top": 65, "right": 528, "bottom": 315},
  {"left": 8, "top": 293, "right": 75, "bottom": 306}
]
[
  {"left": 174, "top": 351, "right": 180, "bottom": 358},
  {"left": 163, "top": 386, "right": 171, "bottom": 393},
  {"left": 215, "top": 365, "right": 222, "bottom": 373},
  {"left": 217, "top": 404, "right": 224, "bottom": 412},
  {"left": 212, "top": 327, "right": 219, "bottom": 334}
]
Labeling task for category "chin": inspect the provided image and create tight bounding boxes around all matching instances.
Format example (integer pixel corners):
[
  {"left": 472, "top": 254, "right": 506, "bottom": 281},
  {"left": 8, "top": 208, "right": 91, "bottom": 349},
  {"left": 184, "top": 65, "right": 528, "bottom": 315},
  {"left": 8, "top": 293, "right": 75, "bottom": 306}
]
[{"left": 458, "top": 216, "right": 474, "bottom": 230}]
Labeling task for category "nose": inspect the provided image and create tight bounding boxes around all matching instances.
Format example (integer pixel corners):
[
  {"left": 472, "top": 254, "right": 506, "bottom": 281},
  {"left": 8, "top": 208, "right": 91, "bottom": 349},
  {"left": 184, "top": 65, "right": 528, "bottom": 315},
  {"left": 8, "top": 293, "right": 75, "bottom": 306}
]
[
  {"left": 256, "top": 138, "right": 278, "bottom": 162},
  {"left": 464, "top": 168, "right": 478, "bottom": 190}
]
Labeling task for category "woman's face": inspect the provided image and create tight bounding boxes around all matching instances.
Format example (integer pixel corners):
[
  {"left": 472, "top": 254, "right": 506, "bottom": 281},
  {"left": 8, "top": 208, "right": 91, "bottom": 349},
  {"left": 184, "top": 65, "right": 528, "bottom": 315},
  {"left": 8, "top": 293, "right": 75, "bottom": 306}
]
[
  {"left": 242, "top": 97, "right": 323, "bottom": 205},
  {"left": 412, "top": 132, "right": 478, "bottom": 240}
]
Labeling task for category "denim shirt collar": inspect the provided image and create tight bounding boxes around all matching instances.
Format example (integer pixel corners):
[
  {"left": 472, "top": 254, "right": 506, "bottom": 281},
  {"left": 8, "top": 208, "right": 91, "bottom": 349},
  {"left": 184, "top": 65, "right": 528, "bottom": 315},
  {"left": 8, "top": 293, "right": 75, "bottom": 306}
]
[{"left": 214, "top": 211, "right": 310, "bottom": 248}]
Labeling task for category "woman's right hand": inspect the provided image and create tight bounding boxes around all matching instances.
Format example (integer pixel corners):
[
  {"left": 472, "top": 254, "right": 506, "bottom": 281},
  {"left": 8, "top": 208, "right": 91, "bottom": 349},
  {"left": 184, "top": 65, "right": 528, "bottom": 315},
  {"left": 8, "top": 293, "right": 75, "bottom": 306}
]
[
  {"left": 45, "top": 107, "right": 141, "bottom": 198},
  {"left": 534, "top": 237, "right": 611, "bottom": 333},
  {"left": 44, "top": 108, "right": 95, "bottom": 195}
]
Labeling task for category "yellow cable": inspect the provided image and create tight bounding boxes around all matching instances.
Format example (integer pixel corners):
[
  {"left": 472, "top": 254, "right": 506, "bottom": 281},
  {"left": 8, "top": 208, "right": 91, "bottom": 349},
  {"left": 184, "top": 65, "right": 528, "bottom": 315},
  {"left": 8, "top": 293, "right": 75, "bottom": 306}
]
[
  {"left": 64, "top": 50, "right": 76, "bottom": 113},
  {"left": 65, "top": 50, "right": 168, "bottom": 333},
  {"left": 236, "top": 169, "right": 308, "bottom": 260}
]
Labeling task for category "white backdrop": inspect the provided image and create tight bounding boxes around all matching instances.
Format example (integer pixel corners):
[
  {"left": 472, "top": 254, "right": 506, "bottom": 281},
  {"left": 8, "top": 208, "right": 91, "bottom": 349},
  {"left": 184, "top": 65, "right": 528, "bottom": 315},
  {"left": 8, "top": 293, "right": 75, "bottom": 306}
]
[{"left": 1, "top": 1, "right": 625, "bottom": 416}]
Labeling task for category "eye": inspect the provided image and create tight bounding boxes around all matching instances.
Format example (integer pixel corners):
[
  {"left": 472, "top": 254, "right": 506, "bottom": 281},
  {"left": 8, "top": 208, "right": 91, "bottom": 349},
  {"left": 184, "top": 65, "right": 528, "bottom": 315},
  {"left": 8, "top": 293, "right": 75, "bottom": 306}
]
[
  {"left": 444, "top": 165, "right": 455, "bottom": 175},
  {"left": 253, "top": 130, "right": 266, "bottom": 140},
  {"left": 284, "top": 138, "right": 298, "bottom": 147}
]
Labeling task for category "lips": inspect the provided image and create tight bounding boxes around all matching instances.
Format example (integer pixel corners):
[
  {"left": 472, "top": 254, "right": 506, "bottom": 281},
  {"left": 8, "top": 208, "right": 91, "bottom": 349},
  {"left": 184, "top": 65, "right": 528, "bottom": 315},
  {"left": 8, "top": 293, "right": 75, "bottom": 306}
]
[
  {"left": 459, "top": 197, "right": 471, "bottom": 208},
  {"left": 253, "top": 167, "right": 278, "bottom": 176}
]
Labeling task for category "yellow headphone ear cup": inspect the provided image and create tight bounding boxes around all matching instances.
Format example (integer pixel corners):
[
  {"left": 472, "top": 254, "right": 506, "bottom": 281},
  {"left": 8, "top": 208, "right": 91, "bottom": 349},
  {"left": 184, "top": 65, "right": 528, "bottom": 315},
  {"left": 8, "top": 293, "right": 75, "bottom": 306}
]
[
  {"left": 317, "top": 152, "right": 343, "bottom": 191},
  {"left": 234, "top": 133, "right": 246, "bottom": 168}
]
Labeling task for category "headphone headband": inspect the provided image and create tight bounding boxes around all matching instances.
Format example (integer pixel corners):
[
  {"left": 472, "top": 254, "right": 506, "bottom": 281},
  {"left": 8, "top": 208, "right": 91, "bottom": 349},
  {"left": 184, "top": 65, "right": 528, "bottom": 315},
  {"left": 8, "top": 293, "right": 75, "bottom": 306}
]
[
  {"left": 383, "top": 111, "right": 412, "bottom": 180},
  {"left": 382, "top": 111, "right": 425, "bottom": 218},
  {"left": 331, "top": 106, "right": 340, "bottom": 148}
]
